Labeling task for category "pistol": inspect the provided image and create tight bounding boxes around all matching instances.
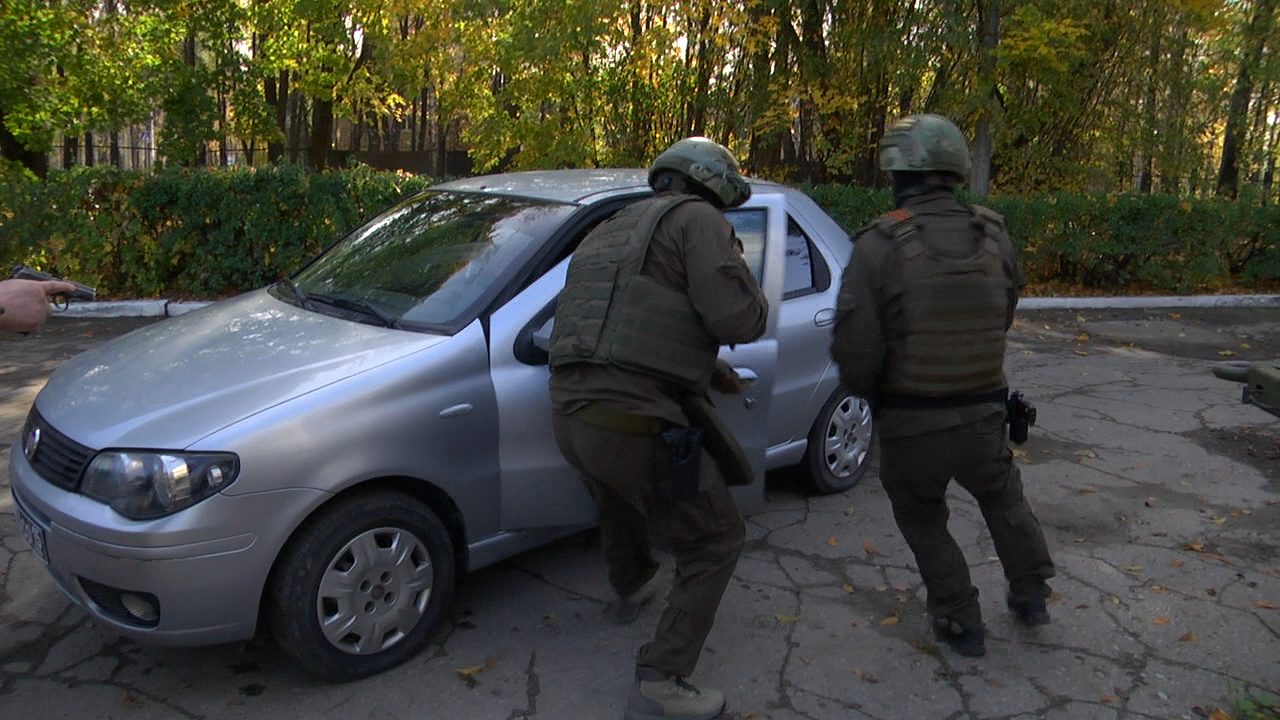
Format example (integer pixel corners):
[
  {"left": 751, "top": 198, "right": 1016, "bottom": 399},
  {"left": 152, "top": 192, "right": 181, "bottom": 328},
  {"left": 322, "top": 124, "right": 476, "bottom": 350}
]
[
  {"left": 1006, "top": 391, "right": 1037, "bottom": 445},
  {"left": 11, "top": 264, "right": 97, "bottom": 306}
]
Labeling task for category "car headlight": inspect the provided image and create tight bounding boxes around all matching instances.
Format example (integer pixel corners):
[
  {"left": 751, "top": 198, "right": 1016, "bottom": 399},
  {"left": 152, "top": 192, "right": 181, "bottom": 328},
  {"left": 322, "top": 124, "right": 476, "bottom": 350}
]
[{"left": 81, "top": 451, "right": 240, "bottom": 520}]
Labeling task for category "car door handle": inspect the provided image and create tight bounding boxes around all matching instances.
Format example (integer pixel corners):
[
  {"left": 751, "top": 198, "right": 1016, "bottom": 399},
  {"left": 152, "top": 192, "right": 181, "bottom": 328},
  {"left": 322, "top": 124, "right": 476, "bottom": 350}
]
[
  {"left": 732, "top": 367, "right": 759, "bottom": 384},
  {"left": 814, "top": 308, "right": 835, "bottom": 327},
  {"left": 439, "top": 404, "right": 474, "bottom": 418}
]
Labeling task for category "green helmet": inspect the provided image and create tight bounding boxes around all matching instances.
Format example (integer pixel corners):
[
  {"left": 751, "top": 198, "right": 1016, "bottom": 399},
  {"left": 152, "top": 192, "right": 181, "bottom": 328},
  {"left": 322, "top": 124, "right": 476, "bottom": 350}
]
[
  {"left": 878, "top": 114, "right": 971, "bottom": 179},
  {"left": 648, "top": 137, "right": 751, "bottom": 208}
]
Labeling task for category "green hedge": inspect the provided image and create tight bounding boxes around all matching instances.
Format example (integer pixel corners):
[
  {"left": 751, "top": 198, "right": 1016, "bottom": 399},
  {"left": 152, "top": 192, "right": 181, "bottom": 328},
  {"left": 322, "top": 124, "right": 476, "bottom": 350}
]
[
  {"left": 1, "top": 166, "right": 1277, "bottom": 299},
  {"left": 0, "top": 164, "right": 432, "bottom": 299},
  {"left": 806, "top": 184, "right": 1280, "bottom": 294}
]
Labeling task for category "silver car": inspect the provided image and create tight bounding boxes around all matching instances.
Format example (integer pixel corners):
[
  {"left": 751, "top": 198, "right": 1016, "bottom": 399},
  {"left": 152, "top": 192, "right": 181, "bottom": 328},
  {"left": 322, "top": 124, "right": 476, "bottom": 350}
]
[{"left": 9, "top": 169, "right": 874, "bottom": 681}]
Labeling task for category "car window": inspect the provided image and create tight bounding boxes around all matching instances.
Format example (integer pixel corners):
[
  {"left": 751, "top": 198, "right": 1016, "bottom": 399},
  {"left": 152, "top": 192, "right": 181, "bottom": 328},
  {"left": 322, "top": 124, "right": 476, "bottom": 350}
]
[
  {"left": 783, "top": 217, "right": 831, "bottom": 299},
  {"left": 288, "top": 191, "right": 577, "bottom": 331},
  {"left": 724, "top": 208, "right": 766, "bottom": 283}
]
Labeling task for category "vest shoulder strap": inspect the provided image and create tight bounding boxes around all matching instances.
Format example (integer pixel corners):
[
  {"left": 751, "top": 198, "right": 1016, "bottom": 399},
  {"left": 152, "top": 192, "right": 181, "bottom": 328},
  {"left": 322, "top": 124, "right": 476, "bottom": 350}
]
[{"left": 628, "top": 193, "right": 704, "bottom": 263}]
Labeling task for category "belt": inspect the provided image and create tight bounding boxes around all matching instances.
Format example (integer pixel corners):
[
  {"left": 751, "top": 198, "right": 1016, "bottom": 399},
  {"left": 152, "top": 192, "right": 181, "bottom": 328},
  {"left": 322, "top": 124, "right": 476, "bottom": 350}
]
[
  {"left": 570, "top": 404, "right": 664, "bottom": 434},
  {"left": 878, "top": 388, "right": 1008, "bottom": 410}
]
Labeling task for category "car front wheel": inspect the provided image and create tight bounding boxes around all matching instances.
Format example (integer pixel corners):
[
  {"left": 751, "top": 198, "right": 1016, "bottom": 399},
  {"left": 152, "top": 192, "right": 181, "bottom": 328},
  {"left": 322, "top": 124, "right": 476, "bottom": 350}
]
[
  {"left": 804, "top": 390, "right": 875, "bottom": 494},
  {"left": 269, "top": 491, "right": 455, "bottom": 682}
]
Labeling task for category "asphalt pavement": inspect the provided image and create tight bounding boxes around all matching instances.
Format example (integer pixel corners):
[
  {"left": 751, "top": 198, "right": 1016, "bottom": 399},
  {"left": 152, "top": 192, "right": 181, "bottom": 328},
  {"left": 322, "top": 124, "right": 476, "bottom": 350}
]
[{"left": 1, "top": 302, "right": 1278, "bottom": 720}]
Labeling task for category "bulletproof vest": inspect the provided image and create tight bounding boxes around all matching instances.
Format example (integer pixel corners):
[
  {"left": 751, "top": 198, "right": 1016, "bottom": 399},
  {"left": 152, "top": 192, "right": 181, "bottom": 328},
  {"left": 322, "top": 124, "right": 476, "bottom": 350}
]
[
  {"left": 549, "top": 194, "right": 719, "bottom": 393},
  {"left": 878, "top": 205, "right": 1013, "bottom": 397}
]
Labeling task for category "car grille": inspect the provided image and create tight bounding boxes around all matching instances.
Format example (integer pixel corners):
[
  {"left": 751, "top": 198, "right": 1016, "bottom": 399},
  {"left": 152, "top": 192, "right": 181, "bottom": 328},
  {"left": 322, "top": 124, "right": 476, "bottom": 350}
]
[{"left": 22, "top": 409, "right": 95, "bottom": 491}]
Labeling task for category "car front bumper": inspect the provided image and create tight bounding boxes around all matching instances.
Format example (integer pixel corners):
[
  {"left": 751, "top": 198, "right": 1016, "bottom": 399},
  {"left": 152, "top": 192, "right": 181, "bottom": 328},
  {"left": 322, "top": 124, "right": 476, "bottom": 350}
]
[{"left": 9, "top": 444, "right": 327, "bottom": 646}]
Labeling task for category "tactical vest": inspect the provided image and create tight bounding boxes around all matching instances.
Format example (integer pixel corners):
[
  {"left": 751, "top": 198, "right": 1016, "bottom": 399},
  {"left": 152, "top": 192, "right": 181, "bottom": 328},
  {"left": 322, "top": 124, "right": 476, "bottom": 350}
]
[
  {"left": 549, "top": 194, "right": 720, "bottom": 393},
  {"left": 878, "top": 205, "right": 1013, "bottom": 398}
]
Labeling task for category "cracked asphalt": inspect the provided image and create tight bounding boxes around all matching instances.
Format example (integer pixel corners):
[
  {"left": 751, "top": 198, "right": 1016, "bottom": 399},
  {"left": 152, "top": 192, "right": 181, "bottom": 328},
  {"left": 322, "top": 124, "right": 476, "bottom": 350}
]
[{"left": 1, "top": 307, "right": 1278, "bottom": 720}]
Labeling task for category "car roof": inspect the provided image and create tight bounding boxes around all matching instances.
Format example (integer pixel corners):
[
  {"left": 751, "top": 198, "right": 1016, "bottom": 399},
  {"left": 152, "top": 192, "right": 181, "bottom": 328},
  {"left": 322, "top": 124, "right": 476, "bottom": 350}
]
[{"left": 432, "top": 168, "right": 789, "bottom": 206}]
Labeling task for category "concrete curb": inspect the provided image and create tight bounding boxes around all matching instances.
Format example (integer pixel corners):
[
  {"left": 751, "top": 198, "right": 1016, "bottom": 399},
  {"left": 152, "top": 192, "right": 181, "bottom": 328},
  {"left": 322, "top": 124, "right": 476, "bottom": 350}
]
[{"left": 55, "top": 294, "right": 1280, "bottom": 318}]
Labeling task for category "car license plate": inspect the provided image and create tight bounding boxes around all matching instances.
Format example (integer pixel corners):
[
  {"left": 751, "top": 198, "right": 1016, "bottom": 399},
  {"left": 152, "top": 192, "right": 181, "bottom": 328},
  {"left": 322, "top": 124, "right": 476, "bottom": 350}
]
[{"left": 15, "top": 502, "right": 49, "bottom": 565}]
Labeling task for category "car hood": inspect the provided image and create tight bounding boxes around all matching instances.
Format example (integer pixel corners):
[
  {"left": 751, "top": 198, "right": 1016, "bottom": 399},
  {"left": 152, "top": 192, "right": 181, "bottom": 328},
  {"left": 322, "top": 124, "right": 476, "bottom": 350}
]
[{"left": 36, "top": 290, "right": 450, "bottom": 450}]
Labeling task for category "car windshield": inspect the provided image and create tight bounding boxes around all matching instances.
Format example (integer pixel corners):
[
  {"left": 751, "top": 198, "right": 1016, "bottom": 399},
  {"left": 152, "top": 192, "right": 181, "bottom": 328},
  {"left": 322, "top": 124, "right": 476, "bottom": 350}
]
[{"left": 287, "top": 191, "right": 577, "bottom": 331}]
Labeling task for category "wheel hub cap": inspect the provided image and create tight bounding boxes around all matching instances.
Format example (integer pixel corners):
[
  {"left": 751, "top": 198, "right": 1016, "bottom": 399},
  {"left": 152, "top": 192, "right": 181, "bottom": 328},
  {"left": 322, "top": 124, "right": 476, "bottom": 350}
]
[{"left": 317, "top": 527, "right": 435, "bottom": 655}]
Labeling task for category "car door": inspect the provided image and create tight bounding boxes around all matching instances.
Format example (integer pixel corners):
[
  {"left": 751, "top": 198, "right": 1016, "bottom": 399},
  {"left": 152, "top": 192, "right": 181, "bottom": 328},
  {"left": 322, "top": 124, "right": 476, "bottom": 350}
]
[
  {"left": 720, "top": 193, "right": 786, "bottom": 513},
  {"left": 490, "top": 192, "right": 787, "bottom": 528}
]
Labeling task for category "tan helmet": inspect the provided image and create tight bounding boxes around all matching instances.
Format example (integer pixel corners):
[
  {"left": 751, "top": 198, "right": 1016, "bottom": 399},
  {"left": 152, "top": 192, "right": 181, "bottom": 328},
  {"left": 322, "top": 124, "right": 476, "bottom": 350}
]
[
  {"left": 648, "top": 137, "right": 751, "bottom": 208},
  {"left": 878, "top": 114, "right": 971, "bottom": 179}
]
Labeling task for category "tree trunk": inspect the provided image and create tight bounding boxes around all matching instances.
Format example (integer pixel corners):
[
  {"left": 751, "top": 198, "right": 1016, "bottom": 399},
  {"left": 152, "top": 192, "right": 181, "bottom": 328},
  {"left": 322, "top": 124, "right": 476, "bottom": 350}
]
[
  {"left": 1216, "top": 0, "right": 1276, "bottom": 198},
  {"left": 109, "top": 131, "right": 121, "bottom": 167},
  {"left": 309, "top": 98, "right": 333, "bottom": 170},
  {"left": 970, "top": 0, "right": 999, "bottom": 197}
]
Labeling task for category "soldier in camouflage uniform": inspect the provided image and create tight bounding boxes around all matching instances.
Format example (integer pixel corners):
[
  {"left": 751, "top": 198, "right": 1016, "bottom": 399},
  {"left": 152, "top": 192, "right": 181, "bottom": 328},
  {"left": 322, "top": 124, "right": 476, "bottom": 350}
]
[
  {"left": 549, "top": 137, "right": 768, "bottom": 720},
  {"left": 830, "top": 115, "right": 1056, "bottom": 657}
]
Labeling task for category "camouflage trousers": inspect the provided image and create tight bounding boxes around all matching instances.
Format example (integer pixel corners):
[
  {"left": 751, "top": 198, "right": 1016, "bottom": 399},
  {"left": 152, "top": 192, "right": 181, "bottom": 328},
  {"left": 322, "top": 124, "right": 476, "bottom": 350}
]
[
  {"left": 552, "top": 412, "right": 745, "bottom": 678},
  {"left": 878, "top": 409, "right": 1056, "bottom": 628}
]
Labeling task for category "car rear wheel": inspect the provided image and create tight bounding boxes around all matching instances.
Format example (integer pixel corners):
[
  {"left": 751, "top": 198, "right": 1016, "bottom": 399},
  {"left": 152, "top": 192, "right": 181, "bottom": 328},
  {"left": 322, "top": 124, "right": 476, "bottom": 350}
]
[
  {"left": 269, "top": 491, "right": 455, "bottom": 682},
  {"left": 804, "top": 390, "right": 874, "bottom": 494}
]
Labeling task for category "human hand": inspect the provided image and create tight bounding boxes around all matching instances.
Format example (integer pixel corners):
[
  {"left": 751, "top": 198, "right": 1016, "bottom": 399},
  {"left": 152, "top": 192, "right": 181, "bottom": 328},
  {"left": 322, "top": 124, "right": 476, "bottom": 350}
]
[
  {"left": 710, "top": 359, "right": 749, "bottom": 394},
  {"left": 0, "top": 279, "right": 75, "bottom": 333}
]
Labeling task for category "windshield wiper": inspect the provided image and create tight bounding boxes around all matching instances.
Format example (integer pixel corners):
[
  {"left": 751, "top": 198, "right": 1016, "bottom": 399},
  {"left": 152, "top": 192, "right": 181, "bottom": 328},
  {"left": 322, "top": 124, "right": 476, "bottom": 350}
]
[
  {"left": 275, "top": 278, "right": 316, "bottom": 310},
  {"left": 309, "top": 293, "right": 403, "bottom": 330}
]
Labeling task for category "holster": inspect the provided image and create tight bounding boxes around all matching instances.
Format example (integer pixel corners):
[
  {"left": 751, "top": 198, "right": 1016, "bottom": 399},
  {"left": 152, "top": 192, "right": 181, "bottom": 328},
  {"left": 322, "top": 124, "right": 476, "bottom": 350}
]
[
  {"left": 659, "top": 424, "right": 703, "bottom": 501},
  {"left": 680, "top": 394, "right": 755, "bottom": 487}
]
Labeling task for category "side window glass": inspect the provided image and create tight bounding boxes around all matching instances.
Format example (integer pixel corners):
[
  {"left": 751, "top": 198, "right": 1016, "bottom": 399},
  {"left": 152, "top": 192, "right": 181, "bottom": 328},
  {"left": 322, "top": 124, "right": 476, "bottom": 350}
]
[
  {"left": 724, "top": 208, "right": 766, "bottom": 284},
  {"left": 784, "top": 217, "right": 831, "bottom": 300}
]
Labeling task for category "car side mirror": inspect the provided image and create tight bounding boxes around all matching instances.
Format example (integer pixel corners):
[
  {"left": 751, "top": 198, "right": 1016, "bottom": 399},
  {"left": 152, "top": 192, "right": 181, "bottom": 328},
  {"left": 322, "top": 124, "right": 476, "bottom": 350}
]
[
  {"left": 531, "top": 317, "right": 554, "bottom": 353},
  {"left": 514, "top": 299, "right": 557, "bottom": 366}
]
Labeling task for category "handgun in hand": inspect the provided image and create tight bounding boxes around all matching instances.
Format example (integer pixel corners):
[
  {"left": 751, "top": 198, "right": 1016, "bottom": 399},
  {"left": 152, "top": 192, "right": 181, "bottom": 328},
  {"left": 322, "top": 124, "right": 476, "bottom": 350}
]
[{"left": 11, "top": 264, "right": 97, "bottom": 304}]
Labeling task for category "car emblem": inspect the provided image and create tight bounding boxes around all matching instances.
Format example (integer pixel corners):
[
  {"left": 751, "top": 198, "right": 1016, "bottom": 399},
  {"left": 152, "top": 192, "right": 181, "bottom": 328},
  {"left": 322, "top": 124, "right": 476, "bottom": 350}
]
[{"left": 24, "top": 426, "right": 40, "bottom": 462}]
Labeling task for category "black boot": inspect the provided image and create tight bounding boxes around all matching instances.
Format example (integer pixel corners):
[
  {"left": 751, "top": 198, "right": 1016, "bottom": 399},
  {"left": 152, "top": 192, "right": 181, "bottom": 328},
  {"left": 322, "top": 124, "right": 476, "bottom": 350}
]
[
  {"left": 933, "top": 617, "right": 986, "bottom": 657},
  {"left": 1007, "top": 593, "right": 1051, "bottom": 626}
]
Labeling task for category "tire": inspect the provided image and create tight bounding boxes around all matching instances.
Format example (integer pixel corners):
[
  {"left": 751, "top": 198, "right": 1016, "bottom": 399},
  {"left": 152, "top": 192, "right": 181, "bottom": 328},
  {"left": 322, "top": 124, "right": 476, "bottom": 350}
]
[
  {"left": 803, "top": 390, "right": 875, "bottom": 495},
  {"left": 269, "top": 491, "right": 455, "bottom": 682}
]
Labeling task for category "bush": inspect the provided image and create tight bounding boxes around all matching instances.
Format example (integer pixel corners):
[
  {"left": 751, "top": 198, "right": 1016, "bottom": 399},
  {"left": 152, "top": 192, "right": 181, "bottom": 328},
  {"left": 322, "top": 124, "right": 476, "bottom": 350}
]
[
  {"left": 0, "top": 164, "right": 432, "bottom": 299},
  {"left": 0, "top": 168, "right": 1276, "bottom": 299}
]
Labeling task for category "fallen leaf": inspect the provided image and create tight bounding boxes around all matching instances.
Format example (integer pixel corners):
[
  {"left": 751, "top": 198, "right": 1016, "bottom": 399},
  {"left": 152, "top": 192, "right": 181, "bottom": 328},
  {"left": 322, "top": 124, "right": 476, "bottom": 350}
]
[
  {"left": 543, "top": 612, "right": 557, "bottom": 621},
  {"left": 849, "top": 618, "right": 858, "bottom": 626},
  {"left": 892, "top": 585, "right": 909, "bottom": 592},
  {"left": 1101, "top": 695, "right": 1118, "bottom": 703},
  {"left": 1182, "top": 542, "right": 1206, "bottom": 552},
  {"left": 1169, "top": 559, "right": 1185, "bottom": 568},
  {"left": 1167, "top": 312, "right": 1181, "bottom": 319},
  {"left": 842, "top": 583, "right": 855, "bottom": 594},
  {"left": 1075, "top": 603, "right": 1090, "bottom": 609},
  {"left": 1240, "top": 343, "right": 1252, "bottom": 349},
  {"left": 1110, "top": 595, "right": 1121, "bottom": 605},
  {"left": 1217, "top": 350, "right": 1237, "bottom": 356},
  {"left": 1153, "top": 616, "right": 1170, "bottom": 625},
  {"left": 1043, "top": 324, "right": 1051, "bottom": 329},
  {"left": 1209, "top": 709, "right": 1233, "bottom": 720},
  {"left": 119, "top": 690, "right": 141, "bottom": 707},
  {"left": 878, "top": 613, "right": 899, "bottom": 625},
  {"left": 826, "top": 536, "right": 839, "bottom": 547},
  {"left": 1078, "top": 487, "right": 1098, "bottom": 494},
  {"left": 1075, "top": 314, "right": 1087, "bottom": 322},
  {"left": 1209, "top": 516, "right": 1226, "bottom": 525},
  {"left": 1011, "top": 448, "right": 1028, "bottom": 459},
  {"left": 1074, "top": 450, "right": 1097, "bottom": 459},
  {"left": 1252, "top": 599, "right": 1278, "bottom": 609},
  {"left": 863, "top": 541, "right": 876, "bottom": 555},
  {"left": 875, "top": 585, "right": 889, "bottom": 592},
  {"left": 800, "top": 656, "right": 812, "bottom": 664},
  {"left": 1075, "top": 333, "right": 1090, "bottom": 341},
  {"left": 1178, "top": 632, "right": 1197, "bottom": 642},
  {"left": 845, "top": 506, "right": 856, "bottom": 515},
  {"left": 1124, "top": 565, "right": 1142, "bottom": 573},
  {"left": 1074, "top": 350, "right": 1089, "bottom": 356},
  {"left": 775, "top": 614, "right": 800, "bottom": 623},
  {"left": 1152, "top": 585, "right": 1171, "bottom": 595},
  {"left": 455, "top": 663, "right": 487, "bottom": 686}
]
